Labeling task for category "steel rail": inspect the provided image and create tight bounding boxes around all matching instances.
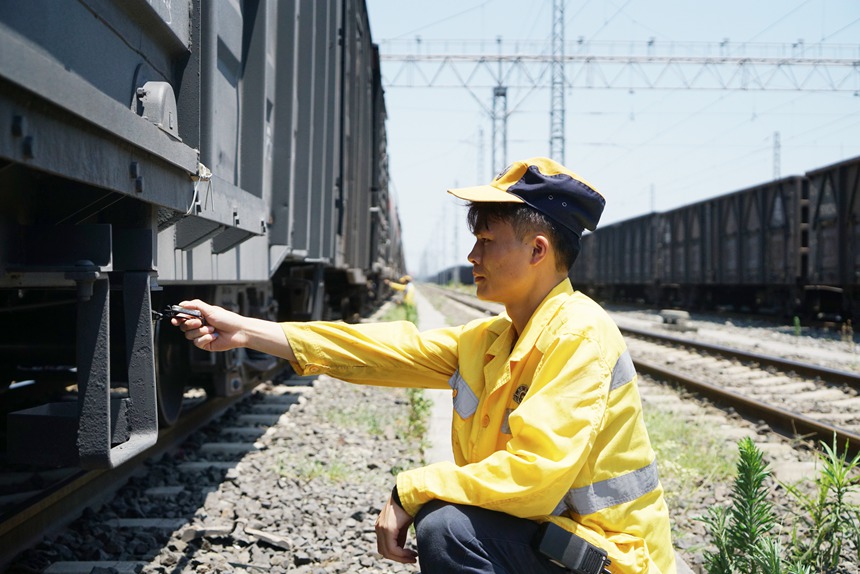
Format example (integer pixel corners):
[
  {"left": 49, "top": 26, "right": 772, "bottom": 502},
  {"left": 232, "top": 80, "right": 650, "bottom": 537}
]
[
  {"left": 619, "top": 325, "right": 860, "bottom": 389},
  {"left": 0, "top": 385, "right": 259, "bottom": 568},
  {"left": 633, "top": 358, "right": 860, "bottom": 456}
]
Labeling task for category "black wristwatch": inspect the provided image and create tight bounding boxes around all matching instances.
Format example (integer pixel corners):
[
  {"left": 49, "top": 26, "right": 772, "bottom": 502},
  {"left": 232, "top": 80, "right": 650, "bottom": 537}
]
[{"left": 391, "top": 484, "right": 404, "bottom": 509}]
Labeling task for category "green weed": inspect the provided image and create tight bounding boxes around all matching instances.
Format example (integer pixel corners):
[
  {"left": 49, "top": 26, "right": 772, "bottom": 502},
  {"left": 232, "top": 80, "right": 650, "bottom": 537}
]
[
  {"left": 275, "top": 456, "right": 350, "bottom": 483},
  {"left": 700, "top": 436, "right": 860, "bottom": 573},
  {"left": 783, "top": 435, "right": 860, "bottom": 572},
  {"left": 699, "top": 436, "right": 784, "bottom": 574},
  {"left": 405, "top": 388, "right": 433, "bottom": 448},
  {"left": 322, "top": 403, "right": 392, "bottom": 436}
]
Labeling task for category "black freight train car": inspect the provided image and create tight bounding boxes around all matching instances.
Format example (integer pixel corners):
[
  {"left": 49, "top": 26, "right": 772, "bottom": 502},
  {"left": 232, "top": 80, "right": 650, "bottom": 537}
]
[
  {"left": 578, "top": 156, "right": 860, "bottom": 320},
  {"left": 0, "top": 0, "right": 404, "bottom": 469},
  {"left": 432, "top": 264, "right": 475, "bottom": 286},
  {"left": 806, "top": 155, "right": 860, "bottom": 319},
  {"left": 574, "top": 213, "right": 659, "bottom": 303}
]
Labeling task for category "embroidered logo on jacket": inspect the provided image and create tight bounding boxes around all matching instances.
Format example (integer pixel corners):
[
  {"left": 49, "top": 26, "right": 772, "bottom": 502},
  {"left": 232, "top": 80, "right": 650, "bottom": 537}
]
[{"left": 513, "top": 385, "right": 529, "bottom": 404}]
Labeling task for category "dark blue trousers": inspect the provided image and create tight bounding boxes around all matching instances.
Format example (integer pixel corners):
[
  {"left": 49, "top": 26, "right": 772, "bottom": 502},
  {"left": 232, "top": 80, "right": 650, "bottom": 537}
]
[{"left": 414, "top": 500, "right": 570, "bottom": 574}]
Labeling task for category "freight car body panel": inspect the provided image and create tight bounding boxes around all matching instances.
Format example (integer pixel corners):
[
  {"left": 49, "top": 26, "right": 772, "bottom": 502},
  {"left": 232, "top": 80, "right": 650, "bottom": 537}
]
[
  {"left": 807, "top": 156, "right": 860, "bottom": 319},
  {"left": 578, "top": 171, "right": 809, "bottom": 316},
  {"left": 706, "top": 176, "right": 807, "bottom": 312},
  {"left": 575, "top": 213, "right": 659, "bottom": 303},
  {"left": 0, "top": 0, "right": 401, "bottom": 469}
]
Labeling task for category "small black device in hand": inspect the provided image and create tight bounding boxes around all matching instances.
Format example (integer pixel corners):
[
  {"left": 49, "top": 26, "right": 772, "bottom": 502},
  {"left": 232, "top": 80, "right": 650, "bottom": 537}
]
[
  {"left": 533, "top": 522, "right": 612, "bottom": 574},
  {"left": 153, "top": 305, "right": 206, "bottom": 324}
]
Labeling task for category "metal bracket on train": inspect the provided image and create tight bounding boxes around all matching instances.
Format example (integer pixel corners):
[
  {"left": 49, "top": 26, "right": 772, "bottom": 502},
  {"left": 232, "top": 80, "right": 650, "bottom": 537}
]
[
  {"left": 174, "top": 208, "right": 258, "bottom": 254},
  {"left": 75, "top": 269, "right": 159, "bottom": 469},
  {"left": 134, "top": 80, "right": 182, "bottom": 141},
  {"left": 5, "top": 225, "right": 159, "bottom": 469}
]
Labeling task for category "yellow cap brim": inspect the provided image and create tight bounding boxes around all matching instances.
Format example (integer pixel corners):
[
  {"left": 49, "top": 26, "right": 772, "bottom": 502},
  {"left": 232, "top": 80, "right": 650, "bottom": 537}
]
[{"left": 447, "top": 185, "right": 524, "bottom": 203}]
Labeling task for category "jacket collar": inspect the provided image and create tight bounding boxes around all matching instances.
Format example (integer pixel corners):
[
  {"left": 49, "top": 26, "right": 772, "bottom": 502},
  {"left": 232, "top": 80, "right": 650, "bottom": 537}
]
[{"left": 485, "top": 278, "right": 573, "bottom": 360}]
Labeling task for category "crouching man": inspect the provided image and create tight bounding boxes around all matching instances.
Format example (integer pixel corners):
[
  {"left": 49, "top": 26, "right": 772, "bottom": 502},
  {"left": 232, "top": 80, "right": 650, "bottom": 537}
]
[{"left": 174, "top": 158, "right": 676, "bottom": 573}]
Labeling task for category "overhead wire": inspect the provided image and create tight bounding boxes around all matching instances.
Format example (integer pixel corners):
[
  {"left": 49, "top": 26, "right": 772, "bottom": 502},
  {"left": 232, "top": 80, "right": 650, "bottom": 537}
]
[
  {"left": 583, "top": 0, "right": 634, "bottom": 42},
  {"left": 642, "top": 94, "right": 860, "bottom": 202},
  {"left": 580, "top": 0, "right": 857, "bottom": 206},
  {"left": 385, "top": 0, "right": 500, "bottom": 40},
  {"left": 738, "top": 0, "right": 812, "bottom": 44},
  {"left": 817, "top": 15, "right": 860, "bottom": 42}
]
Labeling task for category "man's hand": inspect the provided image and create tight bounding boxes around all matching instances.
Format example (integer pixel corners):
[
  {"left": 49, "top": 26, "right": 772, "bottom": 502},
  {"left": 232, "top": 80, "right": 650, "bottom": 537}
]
[
  {"left": 171, "top": 299, "right": 245, "bottom": 352},
  {"left": 171, "top": 299, "right": 296, "bottom": 360},
  {"left": 375, "top": 494, "right": 418, "bottom": 564}
]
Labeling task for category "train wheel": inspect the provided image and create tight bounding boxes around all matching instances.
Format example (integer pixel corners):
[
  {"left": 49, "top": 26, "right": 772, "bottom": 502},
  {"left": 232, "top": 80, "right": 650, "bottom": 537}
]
[{"left": 154, "top": 319, "right": 190, "bottom": 426}]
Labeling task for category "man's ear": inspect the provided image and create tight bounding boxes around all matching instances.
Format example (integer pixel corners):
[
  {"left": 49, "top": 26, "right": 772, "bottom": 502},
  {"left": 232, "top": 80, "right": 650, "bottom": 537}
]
[{"left": 531, "top": 234, "right": 551, "bottom": 265}]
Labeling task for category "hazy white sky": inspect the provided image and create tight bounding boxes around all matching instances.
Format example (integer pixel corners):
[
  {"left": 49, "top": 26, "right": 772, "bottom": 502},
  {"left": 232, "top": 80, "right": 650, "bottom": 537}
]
[{"left": 365, "top": 1, "right": 860, "bottom": 276}]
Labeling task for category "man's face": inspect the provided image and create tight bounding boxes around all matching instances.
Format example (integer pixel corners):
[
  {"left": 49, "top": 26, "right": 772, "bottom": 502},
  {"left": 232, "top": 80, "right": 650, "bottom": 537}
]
[{"left": 467, "top": 218, "right": 534, "bottom": 304}]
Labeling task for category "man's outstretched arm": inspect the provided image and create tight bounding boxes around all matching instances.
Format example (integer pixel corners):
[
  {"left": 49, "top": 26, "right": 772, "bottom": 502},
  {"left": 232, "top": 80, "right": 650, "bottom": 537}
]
[{"left": 171, "top": 299, "right": 296, "bottom": 362}]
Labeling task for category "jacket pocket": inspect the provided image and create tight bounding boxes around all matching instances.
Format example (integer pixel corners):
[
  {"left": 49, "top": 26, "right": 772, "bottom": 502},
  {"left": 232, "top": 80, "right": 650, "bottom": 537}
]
[{"left": 449, "top": 369, "right": 478, "bottom": 419}]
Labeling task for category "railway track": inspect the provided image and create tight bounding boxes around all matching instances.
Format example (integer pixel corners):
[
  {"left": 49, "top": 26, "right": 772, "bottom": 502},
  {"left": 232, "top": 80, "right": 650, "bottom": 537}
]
[
  {"left": 2, "top": 299, "right": 415, "bottom": 573},
  {"left": 2, "top": 372, "right": 422, "bottom": 574},
  {"left": 0, "top": 368, "right": 290, "bottom": 570},
  {"left": 621, "top": 327, "right": 860, "bottom": 455},
  {"left": 428, "top": 284, "right": 860, "bottom": 456}
]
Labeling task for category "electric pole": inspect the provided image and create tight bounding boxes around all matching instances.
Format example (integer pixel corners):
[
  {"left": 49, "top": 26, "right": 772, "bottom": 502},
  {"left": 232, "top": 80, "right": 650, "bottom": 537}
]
[{"left": 550, "top": 0, "right": 565, "bottom": 163}]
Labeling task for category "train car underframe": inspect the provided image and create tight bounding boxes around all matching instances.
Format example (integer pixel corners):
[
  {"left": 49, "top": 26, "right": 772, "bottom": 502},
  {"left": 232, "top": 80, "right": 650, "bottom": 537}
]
[
  {"left": 2, "top": 274, "right": 283, "bottom": 469},
  {"left": 272, "top": 262, "right": 379, "bottom": 324},
  {"left": 803, "top": 285, "right": 852, "bottom": 322},
  {"left": 1, "top": 223, "right": 160, "bottom": 469},
  {"left": 586, "top": 282, "right": 811, "bottom": 321}
]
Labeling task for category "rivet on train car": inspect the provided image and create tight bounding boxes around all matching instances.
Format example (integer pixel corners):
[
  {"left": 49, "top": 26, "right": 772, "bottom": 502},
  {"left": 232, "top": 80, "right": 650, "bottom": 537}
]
[
  {"left": 135, "top": 176, "right": 145, "bottom": 193},
  {"left": 129, "top": 161, "right": 140, "bottom": 179},
  {"left": 11, "top": 115, "right": 25, "bottom": 137},
  {"left": 22, "top": 135, "right": 35, "bottom": 158}
]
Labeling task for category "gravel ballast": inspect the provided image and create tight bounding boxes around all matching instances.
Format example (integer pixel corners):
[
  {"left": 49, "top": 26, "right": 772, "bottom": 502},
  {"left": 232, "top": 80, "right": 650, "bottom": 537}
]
[{"left": 8, "top": 377, "right": 424, "bottom": 574}]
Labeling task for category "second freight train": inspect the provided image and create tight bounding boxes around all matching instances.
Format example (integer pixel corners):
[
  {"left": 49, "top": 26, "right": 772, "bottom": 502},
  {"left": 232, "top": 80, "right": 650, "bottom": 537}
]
[{"left": 576, "top": 154, "right": 860, "bottom": 322}]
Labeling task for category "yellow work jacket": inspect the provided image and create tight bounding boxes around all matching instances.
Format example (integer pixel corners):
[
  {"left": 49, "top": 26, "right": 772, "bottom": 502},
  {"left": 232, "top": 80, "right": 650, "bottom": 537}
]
[{"left": 282, "top": 279, "right": 675, "bottom": 573}]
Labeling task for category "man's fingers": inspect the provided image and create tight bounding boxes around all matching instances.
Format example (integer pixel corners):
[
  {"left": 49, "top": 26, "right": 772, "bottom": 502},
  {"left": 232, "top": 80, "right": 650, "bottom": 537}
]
[
  {"left": 171, "top": 316, "right": 204, "bottom": 331},
  {"left": 192, "top": 332, "right": 219, "bottom": 350},
  {"left": 375, "top": 530, "right": 417, "bottom": 563},
  {"left": 374, "top": 498, "right": 417, "bottom": 564}
]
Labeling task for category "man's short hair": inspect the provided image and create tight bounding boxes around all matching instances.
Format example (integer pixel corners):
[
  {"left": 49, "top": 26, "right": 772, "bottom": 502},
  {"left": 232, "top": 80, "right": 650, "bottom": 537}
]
[{"left": 466, "top": 202, "right": 580, "bottom": 272}]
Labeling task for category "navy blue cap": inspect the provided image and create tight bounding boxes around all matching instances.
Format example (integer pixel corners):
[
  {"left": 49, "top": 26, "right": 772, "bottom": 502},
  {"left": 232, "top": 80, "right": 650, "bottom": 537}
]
[{"left": 447, "top": 157, "right": 605, "bottom": 237}]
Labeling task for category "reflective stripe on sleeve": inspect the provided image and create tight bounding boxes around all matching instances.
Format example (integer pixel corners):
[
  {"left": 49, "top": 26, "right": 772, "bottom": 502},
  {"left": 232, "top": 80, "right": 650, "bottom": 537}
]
[
  {"left": 449, "top": 369, "right": 478, "bottom": 419},
  {"left": 609, "top": 349, "right": 636, "bottom": 391},
  {"left": 552, "top": 459, "right": 660, "bottom": 516}
]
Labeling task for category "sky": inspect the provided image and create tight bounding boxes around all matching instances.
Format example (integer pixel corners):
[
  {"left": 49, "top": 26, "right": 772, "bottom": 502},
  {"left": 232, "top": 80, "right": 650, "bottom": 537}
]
[{"left": 364, "top": 0, "right": 860, "bottom": 277}]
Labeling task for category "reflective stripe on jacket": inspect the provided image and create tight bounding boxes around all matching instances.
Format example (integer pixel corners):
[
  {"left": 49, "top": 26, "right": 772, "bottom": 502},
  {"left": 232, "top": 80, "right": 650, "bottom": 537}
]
[{"left": 282, "top": 279, "right": 675, "bottom": 573}]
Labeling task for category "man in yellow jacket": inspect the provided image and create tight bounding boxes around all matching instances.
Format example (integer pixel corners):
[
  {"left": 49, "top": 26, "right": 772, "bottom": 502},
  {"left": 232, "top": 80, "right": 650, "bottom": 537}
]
[
  {"left": 174, "top": 157, "right": 676, "bottom": 573},
  {"left": 384, "top": 275, "right": 417, "bottom": 323}
]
